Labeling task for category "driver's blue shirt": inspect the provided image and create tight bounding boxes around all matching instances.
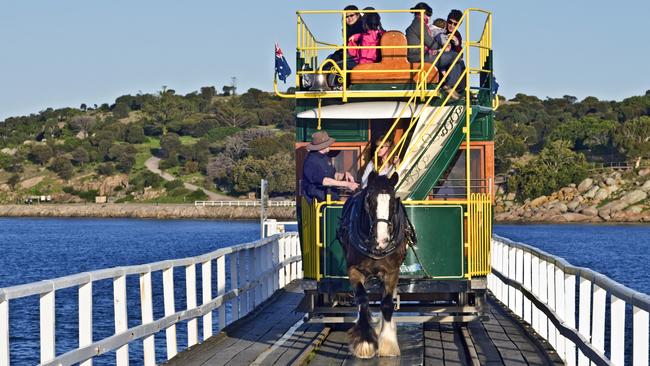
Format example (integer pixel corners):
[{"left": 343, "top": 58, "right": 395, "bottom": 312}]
[{"left": 302, "top": 151, "right": 339, "bottom": 202}]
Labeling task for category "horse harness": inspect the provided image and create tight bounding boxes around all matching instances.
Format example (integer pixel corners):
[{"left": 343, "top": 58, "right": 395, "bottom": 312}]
[{"left": 337, "top": 189, "right": 417, "bottom": 260}]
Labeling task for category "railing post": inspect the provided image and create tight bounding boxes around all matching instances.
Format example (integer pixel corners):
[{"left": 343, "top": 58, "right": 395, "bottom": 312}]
[
  {"left": 40, "top": 288, "right": 56, "bottom": 364},
  {"left": 140, "top": 271, "right": 155, "bottom": 366},
  {"left": 610, "top": 295, "right": 625, "bottom": 366},
  {"left": 515, "top": 248, "right": 523, "bottom": 318},
  {"left": 185, "top": 263, "right": 198, "bottom": 347},
  {"left": 523, "top": 251, "right": 532, "bottom": 324},
  {"left": 163, "top": 267, "right": 177, "bottom": 359},
  {"left": 554, "top": 266, "right": 565, "bottom": 361},
  {"left": 79, "top": 281, "right": 93, "bottom": 366},
  {"left": 0, "top": 299, "right": 8, "bottom": 366},
  {"left": 292, "top": 235, "right": 299, "bottom": 281},
  {"left": 113, "top": 275, "right": 129, "bottom": 366},
  {"left": 633, "top": 306, "right": 649, "bottom": 366},
  {"left": 230, "top": 252, "right": 240, "bottom": 323},
  {"left": 266, "top": 241, "right": 274, "bottom": 299},
  {"left": 578, "top": 278, "right": 592, "bottom": 366},
  {"left": 278, "top": 237, "right": 286, "bottom": 288},
  {"left": 547, "top": 262, "right": 557, "bottom": 349},
  {"left": 564, "top": 274, "right": 576, "bottom": 366},
  {"left": 255, "top": 245, "right": 263, "bottom": 304},
  {"left": 201, "top": 260, "right": 213, "bottom": 340},
  {"left": 591, "top": 284, "right": 606, "bottom": 357},
  {"left": 531, "top": 255, "right": 540, "bottom": 333},
  {"left": 538, "top": 259, "right": 548, "bottom": 339},
  {"left": 501, "top": 242, "right": 509, "bottom": 304},
  {"left": 240, "top": 250, "right": 250, "bottom": 317},
  {"left": 216, "top": 255, "right": 226, "bottom": 331}
]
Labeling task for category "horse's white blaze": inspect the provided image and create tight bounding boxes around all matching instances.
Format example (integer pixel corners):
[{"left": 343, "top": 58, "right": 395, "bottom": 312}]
[{"left": 376, "top": 194, "right": 390, "bottom": 249}]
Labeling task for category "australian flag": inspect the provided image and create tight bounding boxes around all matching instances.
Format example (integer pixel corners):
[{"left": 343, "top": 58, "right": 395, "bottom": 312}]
[{"left": 275, "top": 43, "right": 291, "bottom": 83}]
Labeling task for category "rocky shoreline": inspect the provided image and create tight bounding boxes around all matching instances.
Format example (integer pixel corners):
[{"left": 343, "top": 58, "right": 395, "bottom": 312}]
[
  {"left": 495, "top": 168, "right": 650, "bottom": 223},
  {"left": 0, "top": 203, "right": 296, "bottom": 220}
]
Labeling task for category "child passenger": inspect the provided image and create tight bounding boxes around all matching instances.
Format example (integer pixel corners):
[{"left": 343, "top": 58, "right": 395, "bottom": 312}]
[{"left": 347, "top": 12, "right": 385, "bottom": 65}]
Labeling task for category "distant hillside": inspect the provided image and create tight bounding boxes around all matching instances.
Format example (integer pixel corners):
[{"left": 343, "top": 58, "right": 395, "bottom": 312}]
[
  {"left": 0, "top": 86, "right": 295, "bottom": 204},
  {"left": 1, "top": 87, "right": 649, "bottom": 205}
]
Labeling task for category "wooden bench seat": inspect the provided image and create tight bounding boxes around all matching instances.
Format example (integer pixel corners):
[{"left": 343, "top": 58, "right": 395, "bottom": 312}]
[{"left": 350, "top": 30, "right": 439, "bottom": 84}]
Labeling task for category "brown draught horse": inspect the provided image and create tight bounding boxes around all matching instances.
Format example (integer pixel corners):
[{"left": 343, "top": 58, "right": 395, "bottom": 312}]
[{"left": 337, "top": 172, "right": 417, "bottom": 358}]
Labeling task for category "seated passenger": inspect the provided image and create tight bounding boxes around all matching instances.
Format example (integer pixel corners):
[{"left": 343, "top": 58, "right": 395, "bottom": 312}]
[
  {"left": 361, "top": 137, "right": 399, "bottom": 189},
  {"left": 431, "top": 18, "right": 449, "bottom": 52},
  {"left": 347, "top": 12, "right": 385, "bottom": 65},
  {"left": 327, "top": 5, "right": 364, "bottom": 64},
  {"left": 405, "top": 2, "right": 466, "bottom": 99},
  {"left": 302, "top": 131, "right": 359, "bottom": 202},
  {"left": 445, "top": 9, "right": 463, "bottom": 55}
]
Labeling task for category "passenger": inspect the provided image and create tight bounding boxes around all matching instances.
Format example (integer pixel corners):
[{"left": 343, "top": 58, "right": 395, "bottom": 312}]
[
  {"left": 445, "top": 9, "right": 463, "bottom": 54},
  {"left": 361, "top": 137, "right": 400, "bottom": 189},
  {"left": 432, "top": 18, "right": 449, "bottom": 52},
  {"left": 328, "top": 5, "right": 364, "bottom": 64},
  {"left": 347, "top": 12, "right": 385, "bottom": 65},
  {"left": 302, "top": 131, "right": 359, "bottom": 202},
  {"left": 405, "top": 2, "right": 465, "bottom": 99}
]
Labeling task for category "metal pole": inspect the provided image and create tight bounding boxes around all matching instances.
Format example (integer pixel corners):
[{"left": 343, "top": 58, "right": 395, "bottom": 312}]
[{"left": 260, "top": 179, "right": 267, "bottom": 238}]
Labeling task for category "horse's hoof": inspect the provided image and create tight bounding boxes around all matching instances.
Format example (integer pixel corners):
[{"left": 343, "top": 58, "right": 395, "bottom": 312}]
[
  {"left": 378, "top": 319, "right": 400, "bottom": 357},
  {"left": 351, "top": 340, "right": 377, "bottom": 359}
]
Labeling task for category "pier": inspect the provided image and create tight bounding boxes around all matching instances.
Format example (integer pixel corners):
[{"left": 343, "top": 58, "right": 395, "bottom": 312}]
[{"left": 1, "top": 233, "right": 648, "bottom": 365}]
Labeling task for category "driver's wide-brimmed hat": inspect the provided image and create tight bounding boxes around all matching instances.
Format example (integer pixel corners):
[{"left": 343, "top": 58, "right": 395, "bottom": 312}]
[{"left": 307, "top": 131, "right": 336, "bottom": 151}]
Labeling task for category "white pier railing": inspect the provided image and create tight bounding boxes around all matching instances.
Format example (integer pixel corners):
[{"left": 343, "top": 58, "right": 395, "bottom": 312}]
[
  {"left": 194, "top": 200, "right": 296, "bottom": 207},
  {"left": 490, "top": 235, "right": 650, "bottom": 366},
  {"left": 0, "top": 233, "right": 302, "bottom": 366}
]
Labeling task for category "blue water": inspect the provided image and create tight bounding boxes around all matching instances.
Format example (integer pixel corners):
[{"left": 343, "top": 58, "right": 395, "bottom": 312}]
[
  {"left": 1, "top": 219, "right": 648, "bottom": 364},
  {"left": 493, "top": 224, "right": 650, "bottom": 295}
]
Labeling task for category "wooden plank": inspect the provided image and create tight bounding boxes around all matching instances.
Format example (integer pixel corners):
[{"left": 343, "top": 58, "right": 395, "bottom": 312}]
[
  {"left": 40, "top": 289, "right": 56, "bottom": 363},
  {"left": 140, "top": 272, "right": 155, "bottom": 366},
  {"left": 467, "top": 319, "right": 504, "bottom": 365},
  {"left": 424, "top": 323, "right": 445, "bottom": 364},
  {"left": 163, "top": 267, "right": 178, "bottom": 359},
  {"left": 310, "top": 327, "right": 348, "bottom": 366},
  {"left": 164, "top": 281, "right": 303, "bottom": 366},
  {"left": 264, "top": 323, "right": 326, "bottom": 365},
  {"left": 113, "top": 275, "right": 129, "bottom": 366},
  {"left": 186, "top": 264, "right": 199, "bottom": 347}
]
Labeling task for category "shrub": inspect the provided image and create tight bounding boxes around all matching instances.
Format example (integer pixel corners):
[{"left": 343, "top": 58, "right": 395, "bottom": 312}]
[
  {"left": 164, "top": 179, "right": 184, "bottom": 191},
  {"left": 97, "top": 163, "right": 115, "bottom": 176},
  {"left": 49, "top": 156, "right": 74, "bottom": 180},
  {"left": 188, "top": 189, "right": 208, "bottom": 201}
]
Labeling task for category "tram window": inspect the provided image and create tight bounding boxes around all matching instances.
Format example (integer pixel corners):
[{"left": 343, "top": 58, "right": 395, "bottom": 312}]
[
  {"left": 431, "top": 149, "right": 483, "bottom": 199},
  {"left": 329, "top": 148, "right": 361, "bottom": 179}
]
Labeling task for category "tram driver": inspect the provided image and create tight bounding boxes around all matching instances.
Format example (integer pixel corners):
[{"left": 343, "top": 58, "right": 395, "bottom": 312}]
[{"left": 302, "top": 131, "right": 359, "bottom": 202}]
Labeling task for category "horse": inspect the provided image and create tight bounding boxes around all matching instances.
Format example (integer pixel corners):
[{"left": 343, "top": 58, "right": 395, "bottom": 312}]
[{"left": 337, "top": 171, "right": 417, "bottom": 358}]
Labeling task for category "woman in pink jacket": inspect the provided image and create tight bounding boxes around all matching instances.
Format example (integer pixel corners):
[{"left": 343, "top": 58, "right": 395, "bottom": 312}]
[{"left": 347, "top": 12, "right": 384, "bottom": 65}]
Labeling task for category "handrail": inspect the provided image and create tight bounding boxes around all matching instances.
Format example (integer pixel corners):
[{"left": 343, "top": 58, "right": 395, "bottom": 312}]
[
  {"left": 194, "top": 200, "right": 296, "bottom": 207},
  {"left": 0, "top": 233, "right": 302, "bottom": 366},
  {"left": 490, "top": 235, "right": 650, "bottom": 365}
]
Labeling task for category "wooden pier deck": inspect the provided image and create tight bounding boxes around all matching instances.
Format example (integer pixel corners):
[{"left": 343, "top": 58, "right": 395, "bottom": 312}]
[{"left": 165, "top": 281, "right": 563, "bottom": 366}]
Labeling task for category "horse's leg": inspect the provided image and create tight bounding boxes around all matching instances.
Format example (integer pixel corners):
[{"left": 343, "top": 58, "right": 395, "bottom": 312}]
[
  {"left": 347, "top": 267, "right": 377, "bottom": 358},
  {"left": 378, "top": 269, "right": 400, "bottom": 357}
]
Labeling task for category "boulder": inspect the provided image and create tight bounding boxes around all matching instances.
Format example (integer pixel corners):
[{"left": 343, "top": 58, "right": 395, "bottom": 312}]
[
  {"left": 568, "top": 183, "right": 576, "bottom": 188},
  {"left": 20, "top": 176, "right": 44, "bottom": 189},
  {"left": 549, "top": 202, "right": 568, "bottom": 213},
  {"left": 561, "top": 213, "right": 590, "bottom": 222},
  {"left": 578, "top": 178, "right": 593, "bottom": 193},
  {"left": 640, "top": 180, "right": 650, "bottom": 192},
  {"left": 598, "top": 208, "right": 611, "bottom": 220},
  {"left": 619, "top": 190, "right": 647, "bottom": 205},
  {"left": 605, "top": 177, "right": 616, "bottom": 186},
  {"left": 639, "top": 168, "right": 650, "bottom": 177},
  {"left": 581, "top": 206, "right": 599, "bottom": 217},
  {"left": 506, "top": 192, "right": 516, "bottom": 201},
  {"left": 567, "top": 200, "right": 580, "bottom": 211},
  {"left": 530, "top": 196, "right": 548, "bottom": 208},
  {"left": 0, "top": 148, "right": 16, "bottom": 156},
  {"left": 583, "top": 185, "right": 600, "bottom": 199},
  {"left": 592, "top": 188, "right": 610, "bottom": 202},
  {"left": 626, "top": 205, "right": 644, "bottom": 214}
]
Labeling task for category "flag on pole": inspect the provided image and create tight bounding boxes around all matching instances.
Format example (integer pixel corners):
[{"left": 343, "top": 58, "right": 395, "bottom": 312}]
[{"left": 275, "top": 43, "right": 292, "bottom": 83}]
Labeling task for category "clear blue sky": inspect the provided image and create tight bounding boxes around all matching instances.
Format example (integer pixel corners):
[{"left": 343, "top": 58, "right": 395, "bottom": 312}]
[{"left": 1, "top": 1, "right": 649, "bottom": 121}]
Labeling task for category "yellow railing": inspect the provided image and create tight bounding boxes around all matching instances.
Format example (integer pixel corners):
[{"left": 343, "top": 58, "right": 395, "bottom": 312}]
[{"left": 467, "top": 193, "right": 492, "bottom": 277}]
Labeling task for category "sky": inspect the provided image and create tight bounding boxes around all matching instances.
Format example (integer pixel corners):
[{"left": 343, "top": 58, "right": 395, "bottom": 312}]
[{"left": 1, "top": 0, "right": 649, "bottom": 121}]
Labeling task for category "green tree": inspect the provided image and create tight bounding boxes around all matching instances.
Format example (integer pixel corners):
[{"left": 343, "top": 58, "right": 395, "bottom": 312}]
[
  {"left": 7, "top": 174, "right": 20, "bottom": 190},
  {"left": 71, "top": 147, "right": 89, "bottom": 167},
  {"left": 214, "top": 97, "right": 253, "bottom": 128},
  {"left": 142, "top": 87, "right": 194, "bottom": 135},
  {"left": 613, "top": 116, "right": 650, "bottom": 167},
  {"left": 266, "top": 152, "right": 295, "bottom": 194},
  {"left": 494, "top": 121, "right": 526, "bottom": 173},
  {"left": 549, "top": 117, "right": 616, "bottom": 151},
  {"left": 232, "top": 156, "right": 265, "bottom": 193},
  {"left": 160, "top": 133, "right": 181, "bottom": 158},
  {"left": 28, "top": 144, "right": 54, "bottom": 165},
  {"left": 69, "top": 115, "right": 96, "bottom": 139},
  {"left": 510, "top": 140, "right": 589, "bottom": 200},
  {"left": 113, "top": 102, "right": 130, "bottom": 119},
  {"left": 248, "top": 137, "right": 284, "bottom": 159},
  {"left": 108, "top": 145, "right": 137, "bottom": 173},
  {"left": 50, "top": 156, "right": 74, "bottom": 179},
  {"left": 124, "top": 124, "right": 146, "bottom": 143}
]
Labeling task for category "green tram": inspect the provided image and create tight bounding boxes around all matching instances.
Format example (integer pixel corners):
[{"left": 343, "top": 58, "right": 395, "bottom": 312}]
[{"left": 275, "top": 8, "right": 496, "bottom": 322}]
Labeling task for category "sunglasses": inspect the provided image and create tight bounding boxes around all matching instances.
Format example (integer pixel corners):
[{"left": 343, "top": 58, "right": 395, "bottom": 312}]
[
  {"left": 346, "top": 14, "right": 358, "bottom": 19},
  {"left": 448, "top": 20, "right": 459, "bottom": 26}
]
